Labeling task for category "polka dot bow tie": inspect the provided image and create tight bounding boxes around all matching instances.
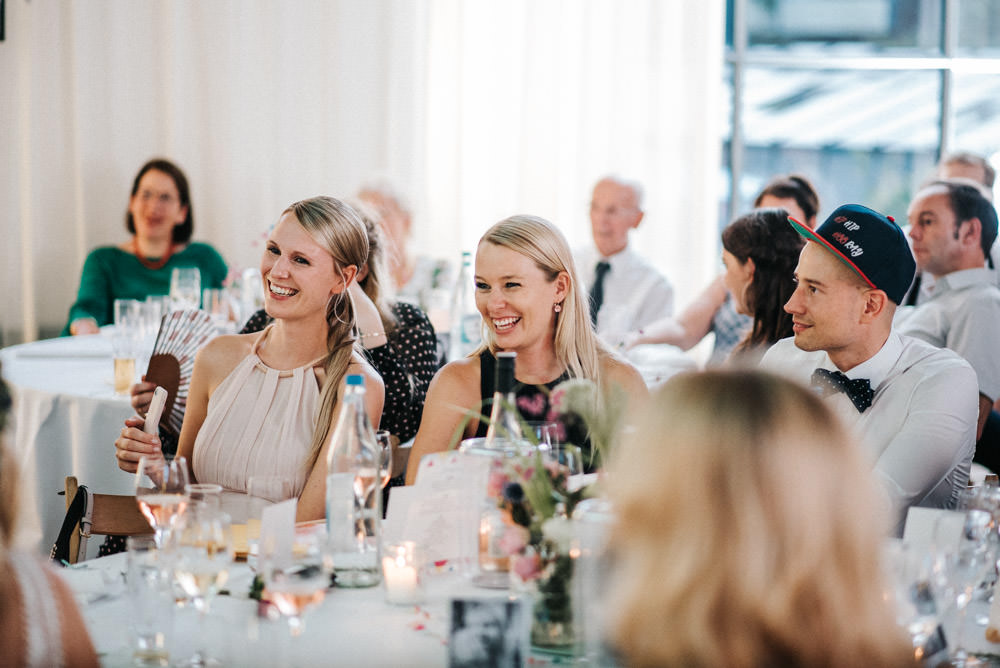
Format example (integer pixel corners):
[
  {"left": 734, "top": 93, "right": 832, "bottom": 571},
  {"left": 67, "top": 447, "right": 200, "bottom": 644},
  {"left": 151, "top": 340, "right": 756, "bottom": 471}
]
[{"left": 810, "top": 368, "right": 874, "bottom": 413}]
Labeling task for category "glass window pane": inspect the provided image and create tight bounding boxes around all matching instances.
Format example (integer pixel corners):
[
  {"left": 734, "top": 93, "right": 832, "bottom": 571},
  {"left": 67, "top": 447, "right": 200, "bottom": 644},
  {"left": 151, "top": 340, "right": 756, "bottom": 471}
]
[
  {"left": 734, "top": 66, "right": 940, "bottom": 219},
  {"left": 952, "top": 73, "right": 1000, "bottom": 197},
  {"left": 743, "top": 0, "right": 941, "bottom": 55},
  {"left": 958, "top": 0, "right": 1000, "bottom": 54}
]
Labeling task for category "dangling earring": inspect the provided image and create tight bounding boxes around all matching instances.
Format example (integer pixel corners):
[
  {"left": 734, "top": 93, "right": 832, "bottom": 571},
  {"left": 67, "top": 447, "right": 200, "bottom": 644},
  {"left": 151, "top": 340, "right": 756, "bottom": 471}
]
[{"left": 553, "top": 302, "right": 562, "bottom": 313}]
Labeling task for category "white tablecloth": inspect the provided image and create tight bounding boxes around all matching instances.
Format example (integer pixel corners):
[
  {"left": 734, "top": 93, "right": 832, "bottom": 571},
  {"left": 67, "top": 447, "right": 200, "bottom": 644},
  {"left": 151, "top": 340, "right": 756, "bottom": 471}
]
[
  {"left": 1, "top": 334, "right": 137, "bottom": 555},
  {"left": 59, "top": 553, "right": 541, "bottom": 668}
]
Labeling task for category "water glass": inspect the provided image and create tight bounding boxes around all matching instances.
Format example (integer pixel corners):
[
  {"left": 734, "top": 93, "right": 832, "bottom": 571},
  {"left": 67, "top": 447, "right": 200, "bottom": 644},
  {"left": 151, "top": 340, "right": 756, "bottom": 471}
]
[
  {"left": 127, "top": 535, "right": 174, "bottom": 667},
  {"left": 185, "top": 483, "right": 223, "bottom": 511},
  {"left": 169, "top": 268, "right": 201, "bottom": 311},
  {"left": 113, "top": 299, "right": 143, "bottom": 394},
  {"left": 201, "top": 288, "right": 232, "bottom": 333}
]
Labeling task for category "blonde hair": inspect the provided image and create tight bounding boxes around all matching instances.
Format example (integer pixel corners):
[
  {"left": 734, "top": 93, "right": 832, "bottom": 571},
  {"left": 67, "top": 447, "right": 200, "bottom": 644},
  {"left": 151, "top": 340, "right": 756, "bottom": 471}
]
[
  {"left": 345, "top": 197, "right": 397, "bottom": 334},
  {"left": 607, "top": 370, "right": 909, "bottom": 668},
  {"left": 476, "top": 215, "right": 609, "bottom": 386},
  {"left": 283, "top": 197, "right": 370, "bottom": 468}
]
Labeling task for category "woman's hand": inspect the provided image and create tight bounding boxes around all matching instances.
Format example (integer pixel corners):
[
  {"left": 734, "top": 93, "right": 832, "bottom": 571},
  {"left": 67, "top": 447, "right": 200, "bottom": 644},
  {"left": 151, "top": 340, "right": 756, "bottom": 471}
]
[
  {"left": 130, "top": 379, "right": 156, "bottom": 417},
  {"left": 69, "top": 318, "right": 99, "bottom": 336},
  {"left": 114, "top": 416, "right": 161, "bottom": 474}
]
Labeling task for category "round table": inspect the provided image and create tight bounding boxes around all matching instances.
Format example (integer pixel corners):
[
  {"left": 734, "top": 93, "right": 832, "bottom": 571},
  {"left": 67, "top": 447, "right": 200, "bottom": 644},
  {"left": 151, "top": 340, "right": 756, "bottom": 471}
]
[{"left": 1, "top": 334, "right": 137, "bottom": 555}]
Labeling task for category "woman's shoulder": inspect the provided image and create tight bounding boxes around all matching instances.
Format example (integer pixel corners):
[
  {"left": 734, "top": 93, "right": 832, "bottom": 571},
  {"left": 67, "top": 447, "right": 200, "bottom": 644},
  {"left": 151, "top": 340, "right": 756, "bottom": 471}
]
[
  {"left": 599, "top": 352, "right": 647, "bottom": 397},
  {"left": 196, "top": 333, "right": 257, "bottom": 376},
  {"left": 180, "top": 241, "right": 223, "bottom": 257},
  {"left": 428, "top": 355, "right": 481, "bottom": 397},
  {"left": 86, "top": 245, "right": 130, "bottom": 263}
]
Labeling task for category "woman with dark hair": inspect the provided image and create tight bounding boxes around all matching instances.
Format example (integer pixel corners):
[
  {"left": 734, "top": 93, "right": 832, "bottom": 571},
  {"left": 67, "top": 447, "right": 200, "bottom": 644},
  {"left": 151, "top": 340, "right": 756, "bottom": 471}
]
[
  {"left": 624, "top": 174, "right": 818, "bottom": 364},
  {"left": 720, "top": 208, "right": 804, "bottom": 364},
  {"left": 63, "top": 158, "right": 227, "bottom": 335}
]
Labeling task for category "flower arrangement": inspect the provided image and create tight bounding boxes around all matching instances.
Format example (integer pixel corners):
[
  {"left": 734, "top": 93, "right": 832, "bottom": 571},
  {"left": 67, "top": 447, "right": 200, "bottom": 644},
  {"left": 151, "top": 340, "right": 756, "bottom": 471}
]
[
  {"left": 482, "top": 377, "right": 627, "bottom": 649},
  {"left": 488, "top": 452, "right": 584, "bottom": 648}
]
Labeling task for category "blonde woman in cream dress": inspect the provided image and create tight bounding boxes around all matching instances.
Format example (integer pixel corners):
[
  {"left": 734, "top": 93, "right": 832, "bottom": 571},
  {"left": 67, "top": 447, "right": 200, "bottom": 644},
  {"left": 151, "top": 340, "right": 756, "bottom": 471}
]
[{"left": 115, "top": 197, "right": 384, "bottom": 522}]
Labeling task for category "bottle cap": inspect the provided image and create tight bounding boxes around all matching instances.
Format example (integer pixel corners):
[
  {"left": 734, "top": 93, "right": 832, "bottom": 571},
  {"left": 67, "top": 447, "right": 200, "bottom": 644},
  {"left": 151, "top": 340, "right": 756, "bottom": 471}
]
[{"left": 346, "top": 374, "right": 364, "bottom": 386}]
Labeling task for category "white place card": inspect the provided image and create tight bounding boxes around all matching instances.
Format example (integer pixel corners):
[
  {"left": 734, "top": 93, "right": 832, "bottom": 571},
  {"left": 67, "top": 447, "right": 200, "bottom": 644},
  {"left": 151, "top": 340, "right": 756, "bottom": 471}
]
[
  {"left": 259, "top": 498, "right": 296, "bottom": 568},
  {"left": 902, "top": 506, "right": 965, "bottom": 551},
  {"left": 392, "top": 452, "right": 491, "bottom": 567}
]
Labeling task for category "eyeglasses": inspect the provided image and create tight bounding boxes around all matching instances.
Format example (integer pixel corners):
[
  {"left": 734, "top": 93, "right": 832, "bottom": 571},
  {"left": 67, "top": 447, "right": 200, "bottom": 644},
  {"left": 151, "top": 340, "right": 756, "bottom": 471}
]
[{"left": 139, "top": 190, "right": 179, "bottom": 206}]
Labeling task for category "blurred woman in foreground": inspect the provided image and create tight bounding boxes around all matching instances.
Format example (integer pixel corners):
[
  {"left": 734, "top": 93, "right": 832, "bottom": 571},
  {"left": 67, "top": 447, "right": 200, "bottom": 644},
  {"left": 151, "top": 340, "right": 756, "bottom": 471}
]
[
  {"left": 0, "top": 374, "right": 98, "bottom": 666},
  {"left": 607, "top": 370, "right": 909, "bottom": 668}
]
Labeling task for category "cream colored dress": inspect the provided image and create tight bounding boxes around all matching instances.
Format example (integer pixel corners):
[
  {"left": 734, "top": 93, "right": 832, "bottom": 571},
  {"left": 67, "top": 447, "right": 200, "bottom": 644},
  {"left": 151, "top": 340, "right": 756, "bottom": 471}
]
[{"left": 192, "top": 326, "right": 324, "bottom": 498}]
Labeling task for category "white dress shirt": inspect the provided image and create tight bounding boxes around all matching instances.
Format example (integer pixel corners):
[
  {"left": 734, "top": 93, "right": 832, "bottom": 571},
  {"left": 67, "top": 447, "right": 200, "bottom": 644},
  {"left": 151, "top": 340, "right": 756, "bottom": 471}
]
[
  {"left": 761, "top": 332, "right": 978, "bottom": 536},
  {"left": 896, "top": 267, "right": 1000, "bottom": 402},
  {"left": 576, "top": 245, "right": 674, "bottom": 347}
]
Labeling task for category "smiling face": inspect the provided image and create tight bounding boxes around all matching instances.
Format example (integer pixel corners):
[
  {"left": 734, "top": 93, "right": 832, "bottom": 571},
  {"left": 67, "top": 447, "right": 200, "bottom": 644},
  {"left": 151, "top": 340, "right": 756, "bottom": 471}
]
[
  {"left": 783, "top": 242, "right": 871, "bottom": 360},
  {"left": 474, "top": 241, "right": 568, "bottom": 354},
  {"left": 260, "top": 212, "right": 352, "bottom": 322},
  {"left": 128, "top": 169, "right": 188, "bottom": 243},
  {"left": 907, "top": 186, "right": 963, "bottom": 277},
  {"left": 589, "top": 179, "right": 642, "bottom": 257},
  {"left": 721, "top": 249, "right": 755, "bottom": 315}
]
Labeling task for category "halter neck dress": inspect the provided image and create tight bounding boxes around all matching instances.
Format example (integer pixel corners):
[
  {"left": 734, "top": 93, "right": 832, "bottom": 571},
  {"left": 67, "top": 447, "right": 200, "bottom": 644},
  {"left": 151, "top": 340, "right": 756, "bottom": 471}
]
[{"left": 192, "top": 326, "right": 326, "bottom": 499}]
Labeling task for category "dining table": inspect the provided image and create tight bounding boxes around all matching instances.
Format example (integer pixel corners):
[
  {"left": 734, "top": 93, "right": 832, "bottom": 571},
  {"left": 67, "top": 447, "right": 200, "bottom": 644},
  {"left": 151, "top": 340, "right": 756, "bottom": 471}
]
[
  {"left": 58, "top": 551, "right": 570, "bottom": 667},
  {"left": 1, "top": 333, "right": 138, "bottom": 556}
]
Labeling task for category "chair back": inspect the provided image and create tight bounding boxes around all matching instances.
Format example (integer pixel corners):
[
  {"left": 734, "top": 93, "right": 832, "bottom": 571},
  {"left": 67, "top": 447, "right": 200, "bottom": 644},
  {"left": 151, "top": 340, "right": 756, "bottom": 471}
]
[{"left": 51, "top": 475, "right": 152, "bottom": 564}]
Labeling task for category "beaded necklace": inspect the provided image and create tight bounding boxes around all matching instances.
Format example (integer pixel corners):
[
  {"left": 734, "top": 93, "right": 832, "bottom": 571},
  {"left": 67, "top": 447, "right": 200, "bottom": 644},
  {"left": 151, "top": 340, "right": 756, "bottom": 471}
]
[{"left": 130, "top": 238, "right": 177, "bottom": 270}]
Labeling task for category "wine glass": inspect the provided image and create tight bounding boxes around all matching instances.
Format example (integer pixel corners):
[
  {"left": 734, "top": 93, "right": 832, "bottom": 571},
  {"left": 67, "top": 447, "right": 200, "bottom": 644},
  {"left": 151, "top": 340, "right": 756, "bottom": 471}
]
[
  {"left": 375, "top": 430, "right": 393, "bottom": 488},
  {"left": 135, "top": 455, "right": 190, "bottom": 548},
  {"left": 261, "top": 539, "right": 331, "bottom": 638},
  {"left": 171, "top": 506, "right": 234, "bottom": 667},
  {"left": 169, "top": 267, "right": 201, "bottom": 311}
]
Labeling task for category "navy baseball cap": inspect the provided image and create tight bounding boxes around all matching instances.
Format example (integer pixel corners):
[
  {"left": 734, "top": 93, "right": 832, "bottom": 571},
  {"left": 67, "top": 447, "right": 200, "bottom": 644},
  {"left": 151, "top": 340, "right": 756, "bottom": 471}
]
[{"left": 789, "top": 204, "right": 916, "bottom": 305}]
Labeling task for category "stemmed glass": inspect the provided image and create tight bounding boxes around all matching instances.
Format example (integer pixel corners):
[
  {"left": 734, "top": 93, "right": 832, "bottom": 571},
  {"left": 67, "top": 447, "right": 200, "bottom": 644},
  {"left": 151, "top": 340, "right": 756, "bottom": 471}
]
[
  {"left": 261, "top": 538, "right": 331, "bottom": 639},
  {"left": 375, "top": 430, "right": 393, "bottom": 488},
  {"left": 931, "top": 509, "right": 996, "bottom": 667},
  {"left": 171, "top": 506, "right": 234, "bottom": 667},
  {"left": 170, "top": 267, "right": 202, "bottom": 311},
  {"left": 135, "top": 455, "right": 190, "bottom": 548}
]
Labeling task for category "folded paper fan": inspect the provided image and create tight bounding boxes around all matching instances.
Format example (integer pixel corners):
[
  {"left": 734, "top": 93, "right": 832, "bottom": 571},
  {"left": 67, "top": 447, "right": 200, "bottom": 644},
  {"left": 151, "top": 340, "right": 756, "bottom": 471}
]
[{"left": 144, "top": 309, "right": 216, "bottom": 436}]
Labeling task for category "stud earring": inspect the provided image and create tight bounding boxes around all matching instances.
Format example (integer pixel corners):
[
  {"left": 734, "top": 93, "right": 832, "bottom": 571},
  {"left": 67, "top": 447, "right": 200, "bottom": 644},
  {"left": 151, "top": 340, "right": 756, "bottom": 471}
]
[{"left": 553, "top": 303, "right": 562, "bottom": 313}]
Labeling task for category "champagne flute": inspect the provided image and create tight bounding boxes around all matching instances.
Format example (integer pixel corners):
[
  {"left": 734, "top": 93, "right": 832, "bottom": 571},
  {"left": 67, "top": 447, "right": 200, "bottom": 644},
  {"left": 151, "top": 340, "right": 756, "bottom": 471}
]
[
  {"left": 171, "top": 506, "right": 234, "bottom": 667},
  {"left": 375, "top": 430, "right": 393, "bottom": 488},
  {"left": 135, "top": 455, "right": 190, "bottom": 548},
  {"left": 169, "top": 267, "right": 201, "bottom": 311}
]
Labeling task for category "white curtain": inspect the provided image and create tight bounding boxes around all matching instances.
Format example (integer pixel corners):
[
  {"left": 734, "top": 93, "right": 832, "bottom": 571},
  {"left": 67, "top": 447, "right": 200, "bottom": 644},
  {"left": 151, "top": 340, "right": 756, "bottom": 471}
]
[{"left": 1, "top": 0, "right": 723, "bottom": 344}]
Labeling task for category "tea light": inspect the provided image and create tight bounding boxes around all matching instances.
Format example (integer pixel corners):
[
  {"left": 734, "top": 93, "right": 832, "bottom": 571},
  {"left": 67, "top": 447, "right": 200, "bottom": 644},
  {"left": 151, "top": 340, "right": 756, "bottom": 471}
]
[{"left": 382, "top": 542, "right": 422, "bottom": 605}]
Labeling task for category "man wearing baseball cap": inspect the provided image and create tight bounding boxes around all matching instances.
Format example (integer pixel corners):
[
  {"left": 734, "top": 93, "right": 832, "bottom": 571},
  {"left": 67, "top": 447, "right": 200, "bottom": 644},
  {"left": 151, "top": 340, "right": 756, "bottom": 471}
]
[
  {"left": 897, "top": 180, "right": 1000, "bottom": 470},
  {"left": 761, "top": 203, "right": 979, "bottom": 535}
]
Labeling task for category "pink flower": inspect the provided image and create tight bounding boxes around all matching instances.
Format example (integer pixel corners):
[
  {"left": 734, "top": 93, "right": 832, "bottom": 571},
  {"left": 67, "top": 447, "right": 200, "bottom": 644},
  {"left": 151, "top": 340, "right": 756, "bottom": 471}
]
[
  {"left": 498, "top": 525, "right": 529, "bottom": 555},
  {"left": 511, "top": 552, "right": 542, "bottom": 581},
  {"left": 487, "top": 470, "right": 508, "bottom": 498}
]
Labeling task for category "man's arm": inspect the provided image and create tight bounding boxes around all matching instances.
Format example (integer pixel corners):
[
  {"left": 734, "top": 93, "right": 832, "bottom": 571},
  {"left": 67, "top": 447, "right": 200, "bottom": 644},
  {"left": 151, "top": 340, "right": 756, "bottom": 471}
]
[{"left": 873, "top": 361, "right": 978, "bottom": 534}]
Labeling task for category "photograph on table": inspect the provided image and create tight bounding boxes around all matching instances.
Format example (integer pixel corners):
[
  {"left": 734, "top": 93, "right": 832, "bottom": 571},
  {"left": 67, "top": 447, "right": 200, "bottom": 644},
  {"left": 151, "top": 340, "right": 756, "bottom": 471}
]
[{"left": 448, "top": 598, "right": 528, "bottom": 668}]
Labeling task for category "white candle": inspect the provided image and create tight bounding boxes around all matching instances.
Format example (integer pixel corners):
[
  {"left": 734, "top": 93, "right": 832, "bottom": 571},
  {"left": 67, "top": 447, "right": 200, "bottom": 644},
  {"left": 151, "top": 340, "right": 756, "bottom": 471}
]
[{"left": 383, "top": 544, "right": 421, "bottom": 605}]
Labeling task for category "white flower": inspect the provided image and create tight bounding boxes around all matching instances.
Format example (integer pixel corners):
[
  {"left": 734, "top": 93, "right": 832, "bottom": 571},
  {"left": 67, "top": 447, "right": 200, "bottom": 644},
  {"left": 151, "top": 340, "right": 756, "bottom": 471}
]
[{"left": 541, "top": 516, "right": 575, "bottom": 551}]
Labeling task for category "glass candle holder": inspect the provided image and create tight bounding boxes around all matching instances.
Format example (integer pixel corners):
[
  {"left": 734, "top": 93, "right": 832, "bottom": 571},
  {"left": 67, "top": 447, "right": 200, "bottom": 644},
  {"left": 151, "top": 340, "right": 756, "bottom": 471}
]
[{"left": 382, "top": 541, "right": 423, "bottom": 605}]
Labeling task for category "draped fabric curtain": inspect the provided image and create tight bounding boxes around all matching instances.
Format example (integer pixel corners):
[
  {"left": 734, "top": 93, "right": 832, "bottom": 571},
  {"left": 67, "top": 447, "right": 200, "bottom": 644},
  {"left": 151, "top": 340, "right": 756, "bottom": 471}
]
[{"left": 1, "top": 0, "right": 722, "bottom": 344}]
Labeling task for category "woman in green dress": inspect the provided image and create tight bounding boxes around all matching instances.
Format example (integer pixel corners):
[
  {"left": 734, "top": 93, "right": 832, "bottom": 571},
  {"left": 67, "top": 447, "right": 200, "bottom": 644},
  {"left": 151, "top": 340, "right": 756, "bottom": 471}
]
[{"left": 64, "top": 158, "right": 227, "bottom": 335}]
